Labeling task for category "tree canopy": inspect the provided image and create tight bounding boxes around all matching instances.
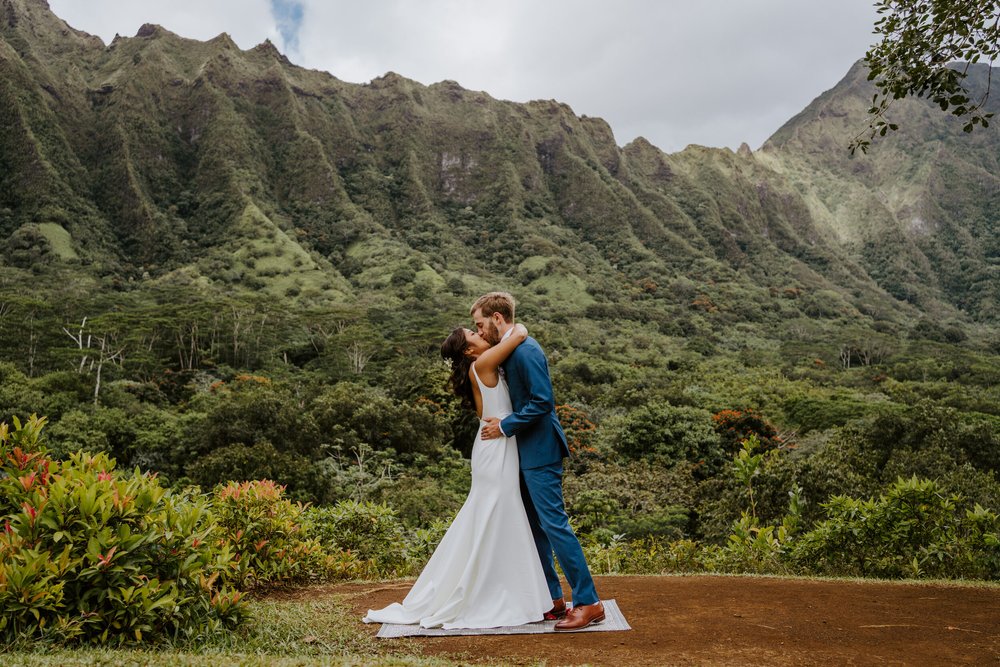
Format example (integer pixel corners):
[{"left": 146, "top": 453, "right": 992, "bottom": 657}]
[{"left": 854, "top": 0, "right": 999, "bottom": 152}]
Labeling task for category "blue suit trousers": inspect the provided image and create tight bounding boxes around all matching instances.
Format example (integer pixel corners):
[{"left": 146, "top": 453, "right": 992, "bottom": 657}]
[{"left": 519, "top": 462, "right": 599, "bottom": 607}]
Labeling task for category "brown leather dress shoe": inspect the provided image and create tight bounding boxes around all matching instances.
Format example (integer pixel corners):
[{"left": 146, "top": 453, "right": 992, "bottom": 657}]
[
  {"left": 544, "top": 598, "right": 567, "bottom": 621},
  {"left": 554, "top": 601, "right": 605, "bottom": 631}
]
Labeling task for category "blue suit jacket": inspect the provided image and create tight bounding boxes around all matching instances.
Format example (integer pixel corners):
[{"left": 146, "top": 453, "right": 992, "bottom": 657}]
[{"left": 499, "top": 337, "right": 570, "bottom": 469}]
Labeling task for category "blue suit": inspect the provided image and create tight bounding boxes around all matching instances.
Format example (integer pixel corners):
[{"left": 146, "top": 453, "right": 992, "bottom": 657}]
[{"left": 500, "top": 337, "right": 598, "bottom": 607}]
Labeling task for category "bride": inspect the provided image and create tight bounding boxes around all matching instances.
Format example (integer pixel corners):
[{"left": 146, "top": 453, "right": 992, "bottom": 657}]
[{"left": 363, "top": 323, "right": 551, "bottom": 629}]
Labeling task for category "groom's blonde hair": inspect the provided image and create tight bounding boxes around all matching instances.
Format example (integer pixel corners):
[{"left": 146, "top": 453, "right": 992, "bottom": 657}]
[{"left": 471, "top": 292, "right": 515, "bottom": 322}]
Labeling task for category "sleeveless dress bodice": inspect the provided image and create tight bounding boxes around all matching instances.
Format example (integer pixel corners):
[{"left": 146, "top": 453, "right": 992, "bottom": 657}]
[{"left": 475, "top": 365, "right": 513, "bottom": 423}]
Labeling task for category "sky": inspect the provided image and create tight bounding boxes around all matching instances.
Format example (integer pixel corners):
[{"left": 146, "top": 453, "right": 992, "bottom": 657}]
[{"left": 48, "top": 1, "right": 879, "bottom": 153}]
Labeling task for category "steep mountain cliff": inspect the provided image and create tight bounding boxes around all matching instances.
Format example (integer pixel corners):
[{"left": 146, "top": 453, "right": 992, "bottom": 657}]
[
  {"left": 1, "top": 0, "right": 995, "bottom": 333},
  {"left": 761, "top": 60, "right": 1000, "bottom": 321}
]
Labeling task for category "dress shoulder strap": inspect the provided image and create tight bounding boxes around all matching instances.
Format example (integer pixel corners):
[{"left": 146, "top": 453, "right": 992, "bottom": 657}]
[
  {"left": 471, "top": 362, "right": 484, "bottom": 390},
  {"left": 471, "top": 361, "right": 499, "bottom": 390}
]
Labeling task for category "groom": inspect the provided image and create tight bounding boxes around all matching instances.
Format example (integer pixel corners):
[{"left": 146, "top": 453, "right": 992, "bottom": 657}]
[{"left": 473, "top": 292, "right": 604, "bottom": 630}]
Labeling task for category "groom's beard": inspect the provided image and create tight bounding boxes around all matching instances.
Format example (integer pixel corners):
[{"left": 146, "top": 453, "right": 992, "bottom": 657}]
[{"left": 484, "top": 321, "right": 501, "bottom": 346}]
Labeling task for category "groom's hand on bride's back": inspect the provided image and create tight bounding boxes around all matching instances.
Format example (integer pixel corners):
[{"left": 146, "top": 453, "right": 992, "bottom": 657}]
[{"left": 480, "top": 417, "right": 503, "bottom": 439}]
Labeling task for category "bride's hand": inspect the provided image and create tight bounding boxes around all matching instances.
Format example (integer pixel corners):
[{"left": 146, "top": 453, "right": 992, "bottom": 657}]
[{"left": 513, "top": 323, "right": 528, "bottom": 338}]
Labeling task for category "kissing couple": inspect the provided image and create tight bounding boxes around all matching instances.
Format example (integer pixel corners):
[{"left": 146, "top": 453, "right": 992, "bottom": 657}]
[{"left": 364, "top": 291, "right": 604, "bottom": 631}]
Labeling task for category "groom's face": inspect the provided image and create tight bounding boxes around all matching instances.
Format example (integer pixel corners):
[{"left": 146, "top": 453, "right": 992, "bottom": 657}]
[{"left": 472, "top": 309, "right": 501, "bottom": 346}]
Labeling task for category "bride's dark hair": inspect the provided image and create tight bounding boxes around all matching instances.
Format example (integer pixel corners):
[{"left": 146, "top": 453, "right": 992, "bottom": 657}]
[{"left": 441, "top": 327, "right": 475, "bottom": 410}]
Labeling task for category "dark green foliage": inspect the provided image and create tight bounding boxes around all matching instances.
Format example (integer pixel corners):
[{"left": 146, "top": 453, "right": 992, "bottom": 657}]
[
  {"left": 309, "top": 382, "right": 450, "bottom": 459},
  {"left": 193, "top": 380, "right": 320, "bottom": 459},
  {"left": 373, "top": 451, "right": 470, "bottom": 528},
  {"left": 792, "top": 477, "right": 1000, "bottom": 579},
  {"left": 305, "top": 501, "right": 408, "bottom": 576},
  {"left": 782, "top": 394, "right": 877, "bottom": 434},
  {"left": 599, "top": 403, "right": 723, "bottom": 472},
  {"left": 564, "top": 459, "right": 697, "bottom": 540},
  {"left": 189, "top": 442, "right": 330, "bottom": 504}
]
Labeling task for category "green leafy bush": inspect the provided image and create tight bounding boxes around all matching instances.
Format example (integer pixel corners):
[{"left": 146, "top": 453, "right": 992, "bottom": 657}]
[
  {"left": 582, "top": 534, "right": 706, "bottom": 575},
  {"left": 304, "top": 500, "right": 409, "bottom": 577},
  {"left": 189, "top": 442, "right": 330, "bottom": 504},
  {"left": 0, "top": 415, "right": 245, "bottom": 645},
  {"left": 792, "top": 476, "right": 1000, "bottom": 579},
  {"left": 564, "top": 459, "right": 696, "bottom": 540},
  {"left": 373, "top": 453, "right": 469, "bottom": 529},
  {"left": 212, "top": 480, "right": 358, "bottom": 590},
  {"left": 403, "top": 517, "right": 451, "bottom": 571},
  {"left": 599, "top": 403, "right": 722, "bottom": 472},
  {"left": 309, "top": 382, "right": 450, "bottom": 459}
]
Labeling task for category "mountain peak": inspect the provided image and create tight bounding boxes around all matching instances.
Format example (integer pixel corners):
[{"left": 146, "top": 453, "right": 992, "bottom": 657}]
[
  {"left": 135, "top": 23, "right": 161, "bottom": 38},
  {"left": 3, "top": 0, "right": 103, "bottom": 48},
  {"left": 208, "top": 32, "right": 237, "bottom": 49},
  {"left": 252, "top": 38, "right": 292, "bottom": 65}
]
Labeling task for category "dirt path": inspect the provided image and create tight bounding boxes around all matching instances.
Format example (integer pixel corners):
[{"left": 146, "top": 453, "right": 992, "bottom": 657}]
[{"left": 305, "top": 575, "right": 1000, "bottom": 666}]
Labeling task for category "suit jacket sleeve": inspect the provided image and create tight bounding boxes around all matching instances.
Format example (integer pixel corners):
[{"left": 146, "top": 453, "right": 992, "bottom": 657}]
[{"left": 500, "top": 344, "right": 555, "bottom": 437}]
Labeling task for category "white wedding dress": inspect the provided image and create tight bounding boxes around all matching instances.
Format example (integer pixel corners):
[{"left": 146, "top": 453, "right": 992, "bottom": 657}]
[{"left": 363, "top": 365, "right": 551, "bottom": 629}]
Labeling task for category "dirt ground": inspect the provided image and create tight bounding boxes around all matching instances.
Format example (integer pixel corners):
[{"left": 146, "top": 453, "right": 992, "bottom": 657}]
[{"left": 314, "top": 575, "right": 1000, "bottom": 666}]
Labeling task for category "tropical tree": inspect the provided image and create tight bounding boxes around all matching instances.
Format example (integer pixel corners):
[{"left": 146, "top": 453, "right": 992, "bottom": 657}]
[{"left": 854, "top": 0, "right": 999, "bottom": 152}]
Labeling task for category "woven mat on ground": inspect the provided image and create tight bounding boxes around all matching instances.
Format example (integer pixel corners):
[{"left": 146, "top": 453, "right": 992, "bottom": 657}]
[{"left": 374, "top": 599, "right": 630, "bottom": 638}]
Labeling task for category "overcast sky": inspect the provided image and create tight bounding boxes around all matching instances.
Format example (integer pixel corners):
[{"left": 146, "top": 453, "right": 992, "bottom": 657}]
[{"left": 49, "top": 1, "right": 878, "bottom": 153}]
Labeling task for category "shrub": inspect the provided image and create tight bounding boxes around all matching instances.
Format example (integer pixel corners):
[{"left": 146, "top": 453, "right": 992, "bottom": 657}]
[
  {"left": 403, "top": 517, "right": 451, "bottom": 571},
  {"left": 600, "top": 403, "right": 723, "bottom": 473},
  {"left": 212, "top": 480, "right": 357, "bottom": 590},
  {"left": 582, "top": 534, "right": 704, "bottom": 575},
  {"left": 565, "top": 459, "right": 697, "bottom": 539},
  {"left": 189, "top": 442, "right": 330, "bottom": 504},
  {"left": 792, "top": 476, "right": 1000, "bottom": 579},
  {"left": 712, "top": 409, "right": 780, "bottom": 456},
  {"left": 0, "top": 415, "right": 246, "bottom": 645},
  {"left": 304, "top": 500, "right": 409, "bottom": 577},
  {"left": 192, "top": 381, "right": 322, "bottom": 460},
  {"left": 309, "top": 383, "right": 449, "bottom": 459},
  {"left": 782, "top": 394, "right": 875, "bottom": 433}
]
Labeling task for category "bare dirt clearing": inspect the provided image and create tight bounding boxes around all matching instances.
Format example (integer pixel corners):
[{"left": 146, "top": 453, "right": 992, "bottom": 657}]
[{"left": 274, "top": 575, "right": 1000, "bottom": 666}]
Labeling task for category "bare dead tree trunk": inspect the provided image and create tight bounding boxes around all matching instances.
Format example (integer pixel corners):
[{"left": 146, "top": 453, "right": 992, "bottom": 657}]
[
  {"left": 93, "top": 333, "right": 125, "bottom": 405},
  {"left": 306, "top": 320, "right": 346, "bottom": 354},
  {"left": 839, "top": 344, "right": 852, "bottom": 369},
  {"left": 859, "top": 345, "right": 872, "bottom": 367},
  {"left": 860, "top": 339, "right": 890, "bottom": 366},
  {"left": 175, "top": 322, "right": 199, "bottom": 370},
  {"left": 62, "top": 316, "right": 90, "bottom": 373},
  {"left": 346, "top": 341, "right": 375, "bottom": 374},
  {"left": 0, "top": 300, "right": 11, "bottom": 336},
  {"left": 27, "top": 309, "right": 37, "bottom": 377},
  {"left": 253, "top": 313, "right": 268, "bottom": 367},
  {"left": 231, "top": 306, "right": 244, "bottom": 367},
  {"left": 210, "top": 311, "right": 221, "bottom": 364}
]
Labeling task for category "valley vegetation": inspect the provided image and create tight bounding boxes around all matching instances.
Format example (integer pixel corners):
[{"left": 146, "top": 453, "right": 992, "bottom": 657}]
[{"left": 0, "top": 0, "right": 998, "bottom": 658}]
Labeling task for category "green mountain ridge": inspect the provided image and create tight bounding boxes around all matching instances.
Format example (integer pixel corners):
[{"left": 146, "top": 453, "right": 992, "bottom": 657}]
[{"left": 1, "top": 0, "right": 996, "bottom": 334}]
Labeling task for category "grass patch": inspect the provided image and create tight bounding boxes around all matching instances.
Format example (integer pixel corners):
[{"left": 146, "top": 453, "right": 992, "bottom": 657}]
[
  {"left": 528, "top": 272, "right": 594, "bottom": 307},
  {"left": 36, "top": 223, "right": 78, "bottom": 259},
  {"left": 1, "top": 595, "right": 454, "bottom": 667},
  {"left": 223, "top": 204, "right": 352, "bottom": 302}
]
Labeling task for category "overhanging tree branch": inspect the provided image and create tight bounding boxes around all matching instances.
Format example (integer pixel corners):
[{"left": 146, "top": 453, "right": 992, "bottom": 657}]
[{"left": 852, "top": 0, "right": 999, "bottom": 154}]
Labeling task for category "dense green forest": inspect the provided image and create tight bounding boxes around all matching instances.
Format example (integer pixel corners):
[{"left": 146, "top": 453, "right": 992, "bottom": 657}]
[{"left": 1, "top": 0, "right": 999, "bottom": 648}]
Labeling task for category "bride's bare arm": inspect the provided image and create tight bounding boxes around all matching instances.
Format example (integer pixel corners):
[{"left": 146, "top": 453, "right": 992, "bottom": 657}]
[{"left": 473, "top": 323, "right": 527, "bottom": 377}]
